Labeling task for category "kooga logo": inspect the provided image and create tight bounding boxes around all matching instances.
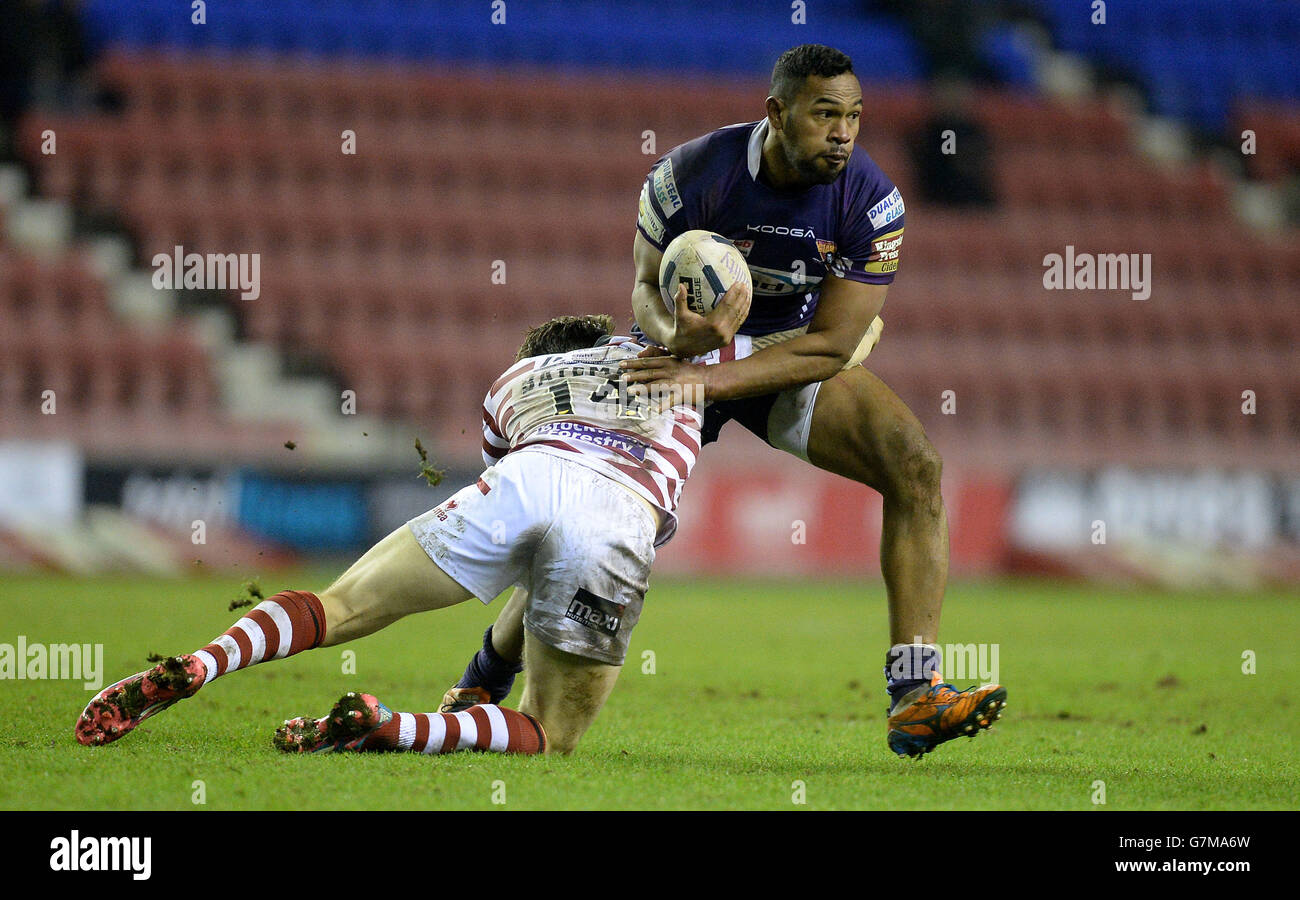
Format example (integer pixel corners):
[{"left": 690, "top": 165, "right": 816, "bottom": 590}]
[
  {"left": 746, "top": 224, "right": 816, "bottom": 238},
  {"left": 49, "top": 831, "right": 152, "bottom": 880}
]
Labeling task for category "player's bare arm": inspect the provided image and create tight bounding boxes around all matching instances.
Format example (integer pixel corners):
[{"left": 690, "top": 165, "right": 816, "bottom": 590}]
[
  {"left": 622, "top": 275, "right": 887, "bottom": 402},
  {"left": 449, "top": 46, "right": 1004, "bottom": 764},
  {"left": 632, "top": 230, "right": 751, "bottom": 358}
]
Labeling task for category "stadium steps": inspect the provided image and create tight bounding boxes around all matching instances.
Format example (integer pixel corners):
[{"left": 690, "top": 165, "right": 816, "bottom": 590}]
[{"left": 0, "top": 162, "right": 414, "bottom": 467}]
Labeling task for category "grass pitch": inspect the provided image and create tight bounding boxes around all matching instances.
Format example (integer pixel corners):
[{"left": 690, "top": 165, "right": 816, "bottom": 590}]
[{"left": 1, "top": 571, "right": 1297, "bottom": 810}]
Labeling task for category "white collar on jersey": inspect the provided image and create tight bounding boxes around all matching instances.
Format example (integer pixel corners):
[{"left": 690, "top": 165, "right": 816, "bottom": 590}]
[{"left": 747, "top": 119, "right": 768, "bottom": 181}]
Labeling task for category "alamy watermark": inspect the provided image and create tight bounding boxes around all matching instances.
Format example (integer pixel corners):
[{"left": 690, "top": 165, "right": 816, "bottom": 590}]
[
  {"left": 1043, "top": 245, "right": 1151, "bottom": 301},
  {"left": 0, "top": 636, "right": 103, "bottom": 690},
  {"left": 889, "top": 640, "right": 999, "bottom": 685},
  {"left": 49, "top": 831, "right": 151, "bottom": 880},
  {"left": 152, "top": 245, "right": 261, "bottom": 300}
]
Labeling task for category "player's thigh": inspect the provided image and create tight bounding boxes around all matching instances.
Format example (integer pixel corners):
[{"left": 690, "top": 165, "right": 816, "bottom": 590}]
[
  {"left": 804, "top": 365, "right": 940, "bottom": 492},
  {"left": 517, "top": 633, "right": 622, "bottom": 755},
  {"left": 319, "top": 525, "right": 473, "bottom": 645}
]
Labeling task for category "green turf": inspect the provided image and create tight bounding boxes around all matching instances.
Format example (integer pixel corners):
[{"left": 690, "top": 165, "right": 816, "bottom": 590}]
[{"left": 1, "top": 571, "right": 1297, "bottom": 810}]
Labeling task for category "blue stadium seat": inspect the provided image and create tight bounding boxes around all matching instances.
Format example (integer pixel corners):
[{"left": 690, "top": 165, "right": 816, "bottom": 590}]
[
  {"left": 74, "top": 0, "right": 1291, "bottom": 136},
  {"left": 1021, "top": 0, "right": 1300, "bottom": 134},
  {"left": 981, "top": 24, "right": 1038, "bottom": 88},
  {"left": 78, "top": 0, "right": 924, "bottom": 81}
]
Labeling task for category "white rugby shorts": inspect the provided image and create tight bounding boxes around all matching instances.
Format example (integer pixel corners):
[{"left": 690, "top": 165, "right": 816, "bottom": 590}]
[{"left": 407, "top": 448, "right": 657, "bottom": 666}]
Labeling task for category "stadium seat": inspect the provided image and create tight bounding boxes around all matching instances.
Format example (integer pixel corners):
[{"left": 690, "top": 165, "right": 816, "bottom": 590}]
[{"left": 14, "top": 44, "right": 1298, "bottom": 470}]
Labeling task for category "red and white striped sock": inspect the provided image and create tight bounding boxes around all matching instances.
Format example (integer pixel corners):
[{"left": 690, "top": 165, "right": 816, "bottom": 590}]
[
  {"left": 364, "top": 705, "right": 545, "bottom": 755},
  {"left": 192, "top": 590, "right": 326, "bottom": 687}
]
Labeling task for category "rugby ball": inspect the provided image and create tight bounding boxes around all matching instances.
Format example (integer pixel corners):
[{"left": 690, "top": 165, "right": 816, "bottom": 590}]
[{"left": 659, "top": 230, "right": 752, "bottom": 317}]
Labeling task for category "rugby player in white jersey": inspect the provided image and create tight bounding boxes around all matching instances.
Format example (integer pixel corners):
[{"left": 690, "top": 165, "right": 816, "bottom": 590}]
[
  {"left": 443, "top": 44, "right": 1006, "bottom": 759},
  {"left": 75, "top": 314, "right": 724, "bottom": 756}
]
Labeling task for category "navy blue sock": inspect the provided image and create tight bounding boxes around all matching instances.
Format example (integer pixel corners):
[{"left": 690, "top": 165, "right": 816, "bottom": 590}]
[
  {"left": 454, "top": 626, "right": 524, "bottom": 703},
  {"left": 884, "top": 644, "right": 941, "bottom": 712}
]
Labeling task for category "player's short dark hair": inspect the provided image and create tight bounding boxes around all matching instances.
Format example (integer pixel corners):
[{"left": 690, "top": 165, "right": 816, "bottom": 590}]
[
  {"left": 516, "top": 314, "right": 615, "bottom": 361},
  {"left": 770, "top": 44, "right": 855, "bottom": 102}
]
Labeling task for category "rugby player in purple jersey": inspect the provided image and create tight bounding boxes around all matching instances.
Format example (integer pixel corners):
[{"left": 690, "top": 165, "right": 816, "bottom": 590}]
[{"left": 445, "top": 45, "right": 1005, "bottom": 759}]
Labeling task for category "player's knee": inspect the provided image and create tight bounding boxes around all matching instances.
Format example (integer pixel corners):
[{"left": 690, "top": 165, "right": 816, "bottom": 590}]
[
  {"left": 317, "top": 590, "right": 352, "bottom": 644},
  {"left": 318, "top": 582, "right": 376, "bottom": 642},
  {"left": 882, "top": 428, "right": 943, "bottom": 505},
  {"left": 517, "top": 704, "right": 584, "bottom": 755},
  {"left": 542, "top": 726, "right": 581, "bottom": 756},
  {"left": 908, "top": 439, "right": 944, "bottom": 492}
]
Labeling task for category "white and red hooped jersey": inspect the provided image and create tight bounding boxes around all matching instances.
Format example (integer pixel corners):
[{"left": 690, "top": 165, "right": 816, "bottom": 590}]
[{"left": 481, "top": 335, "right": 751, "bottom": 545}]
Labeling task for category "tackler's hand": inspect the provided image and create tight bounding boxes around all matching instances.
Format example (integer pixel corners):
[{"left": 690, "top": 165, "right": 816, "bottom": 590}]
[{"left": 619, "top": 353, "right": 710, "bottom": 412}]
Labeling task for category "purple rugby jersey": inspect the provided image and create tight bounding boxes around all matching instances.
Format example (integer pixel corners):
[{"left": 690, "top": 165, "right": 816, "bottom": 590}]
[{"left": 637, "top": 119, "right": 904, "bottom": 336}]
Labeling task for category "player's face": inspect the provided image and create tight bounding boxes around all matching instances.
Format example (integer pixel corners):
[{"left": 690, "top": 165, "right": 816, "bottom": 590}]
[{"left": 779, "top": 74, "right": 862, "bottom": 186}]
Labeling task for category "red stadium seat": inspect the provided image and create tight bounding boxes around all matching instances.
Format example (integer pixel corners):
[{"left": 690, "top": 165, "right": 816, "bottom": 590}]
[{"left": 13, "top": 51, "right": 1293, "bottom": 471}]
